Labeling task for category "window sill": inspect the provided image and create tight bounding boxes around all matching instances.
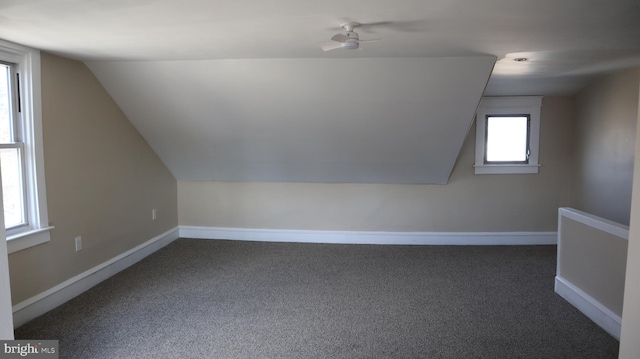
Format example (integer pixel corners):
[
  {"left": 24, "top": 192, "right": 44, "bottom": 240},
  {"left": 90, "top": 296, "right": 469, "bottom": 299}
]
[
  {"left": 7, "top": 226, "right": 54, "bottom": 254},
  {"left": 474, "top": 164, "right": 540, "bottom": 174}
]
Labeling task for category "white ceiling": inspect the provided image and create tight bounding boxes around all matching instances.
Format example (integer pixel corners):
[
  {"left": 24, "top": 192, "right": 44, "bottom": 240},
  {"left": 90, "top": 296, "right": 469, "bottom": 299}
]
[
  {"left": 2, "top": 0, "right": 640, "bottom": 183},
  {"left": 2, "top": 0, "right": 640, "bottom": 95}
]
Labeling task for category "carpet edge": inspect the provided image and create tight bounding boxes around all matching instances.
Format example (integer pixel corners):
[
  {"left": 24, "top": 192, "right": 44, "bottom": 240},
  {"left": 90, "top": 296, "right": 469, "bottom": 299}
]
[
  {"left": 12, "top": 226, "right": 180, "bottom": 328},
  {"left": 555, "top": 275, "right": 622, "bottom": 340}
]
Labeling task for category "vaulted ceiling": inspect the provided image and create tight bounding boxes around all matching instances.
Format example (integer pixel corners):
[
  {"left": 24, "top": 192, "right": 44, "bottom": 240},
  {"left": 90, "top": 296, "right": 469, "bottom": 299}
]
[{"left": 2, "top": 0, "right": 640, "bottom": 183}]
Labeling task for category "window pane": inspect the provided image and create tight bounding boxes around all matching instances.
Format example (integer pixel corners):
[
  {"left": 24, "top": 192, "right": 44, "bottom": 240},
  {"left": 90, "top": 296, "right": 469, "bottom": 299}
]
[
  {"left": 1, "top": 148, "right": 26, "bottom": 228},
  {"left": 0, "top": 64, "right": 12, "bottom": 143},
  {"left": 486, "top": 116, "right": 528, "bottom": 162}
]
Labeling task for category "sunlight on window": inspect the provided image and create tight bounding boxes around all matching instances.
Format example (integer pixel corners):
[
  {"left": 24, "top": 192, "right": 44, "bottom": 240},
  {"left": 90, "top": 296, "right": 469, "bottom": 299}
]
[
  {"left": 1, "top": 148, "right": 25, "bottom": 227},
  {"left": 485, "top": 116, "right": 529, "bottom": 162},
  {"left": 0, "top": 65, "right": 11, "bottom": 143},
  {"left": 0, "top": 63, "right": 27, "bottom": 229}
]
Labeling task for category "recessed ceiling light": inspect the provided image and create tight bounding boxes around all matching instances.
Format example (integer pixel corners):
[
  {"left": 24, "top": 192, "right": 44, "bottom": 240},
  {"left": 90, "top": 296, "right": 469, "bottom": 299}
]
[{"left": 514, "top": 58, "right": 528, "bottom": 62}]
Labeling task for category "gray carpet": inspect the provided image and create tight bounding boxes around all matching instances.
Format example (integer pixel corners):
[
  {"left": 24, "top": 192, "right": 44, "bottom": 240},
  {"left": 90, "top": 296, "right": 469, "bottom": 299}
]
[{"left": 15, "top": 239, "right": 619, "bottom": 358}]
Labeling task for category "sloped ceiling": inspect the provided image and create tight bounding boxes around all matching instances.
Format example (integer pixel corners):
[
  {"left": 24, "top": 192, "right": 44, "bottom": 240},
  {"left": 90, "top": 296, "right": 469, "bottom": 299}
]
[
  {"left": 87, "top": 57, "right": 494, "bottom": 183},
  {"left": 2, "top": 0, "right": 640, "bottom": 183}
]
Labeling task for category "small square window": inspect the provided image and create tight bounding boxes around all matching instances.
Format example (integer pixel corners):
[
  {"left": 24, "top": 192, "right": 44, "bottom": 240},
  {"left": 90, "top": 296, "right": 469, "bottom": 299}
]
[
  {"left": 485, "top": 115, "right": 530, "bottom": 164},
  {"left": 474, "top": 96, "right": 542, "bottom": 174}
]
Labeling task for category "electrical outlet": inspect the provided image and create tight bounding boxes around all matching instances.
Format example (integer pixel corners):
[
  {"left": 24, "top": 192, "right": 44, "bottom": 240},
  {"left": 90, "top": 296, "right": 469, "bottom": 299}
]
[
  {"left": 75, "top": 236, "right": 82, "bottom": 252},
  {"left": 152, "top": 209, "right": 157, "bottom": 221}
]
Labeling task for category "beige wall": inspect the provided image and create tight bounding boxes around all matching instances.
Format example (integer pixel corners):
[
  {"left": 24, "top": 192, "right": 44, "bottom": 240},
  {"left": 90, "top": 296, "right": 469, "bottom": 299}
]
[
  {"left": 7, "top": 53, "right": 178, "bottom": 304},
  {"left": 179, "top": 97, "right": 574, "bottom": 232},
  {"left": 572, "top": 69, "right": 640, "bottom": 225},
  {"left": 558, "top": 216, "right": 627, "bottom": 317},
  {"left": 619, "top": 71, "right": 640, "bottom": 358}
]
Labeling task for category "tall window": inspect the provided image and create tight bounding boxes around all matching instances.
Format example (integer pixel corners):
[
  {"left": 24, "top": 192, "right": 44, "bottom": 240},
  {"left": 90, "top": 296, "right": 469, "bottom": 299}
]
[
  {"left": 0, "top": 39, "right": 51, "bottom": 254},
  {"left": 0, "top": 62, "right": 27, "bottom": 229}
]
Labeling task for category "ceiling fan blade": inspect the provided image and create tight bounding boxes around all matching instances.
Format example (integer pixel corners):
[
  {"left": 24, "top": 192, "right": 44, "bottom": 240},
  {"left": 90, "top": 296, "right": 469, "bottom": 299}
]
[
  {"left": 359, "top": 21, "right": 392, "bottom": 28},
  {"left": 320, "top": 42, "right": 343, "bottom": 51},
  {"left": 358, "top": 37, "right": 382, "bottom": 43},
  {"left": 330, "top": 33, "right": 348, "bottom": 43},
  {"left": 358, "top": 21, "right": 393, "bottom": 34},
  {"left": 333, "top": 20, "right": 430, "bottom": 33}
]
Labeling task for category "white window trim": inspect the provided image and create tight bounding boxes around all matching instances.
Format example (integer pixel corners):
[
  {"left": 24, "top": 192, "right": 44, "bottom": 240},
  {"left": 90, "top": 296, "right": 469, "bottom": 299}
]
[
  {"left": 0, "top": 39, "right": 53, "bottom": 254},
  {"left": 474, "top": 96, "right": 542, "bottom": 174}
]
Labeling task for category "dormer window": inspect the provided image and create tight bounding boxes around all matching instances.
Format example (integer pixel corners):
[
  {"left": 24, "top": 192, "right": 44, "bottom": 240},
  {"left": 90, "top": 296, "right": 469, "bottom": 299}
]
[
  {"left": 474, "top": 96, "right": 542, "bottom": 174},
  {"left": 484, "top": 115, "right": 530, "bottom": 164}
]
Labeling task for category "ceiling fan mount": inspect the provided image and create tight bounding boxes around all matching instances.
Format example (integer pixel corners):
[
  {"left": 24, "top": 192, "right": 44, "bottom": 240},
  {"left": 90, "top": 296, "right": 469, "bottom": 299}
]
[
  {"left": 340, "top": 22, "right": 361, "bottom": 32},
  {"left": 320, "top": 21, "right": 381, "bottom": 52}
]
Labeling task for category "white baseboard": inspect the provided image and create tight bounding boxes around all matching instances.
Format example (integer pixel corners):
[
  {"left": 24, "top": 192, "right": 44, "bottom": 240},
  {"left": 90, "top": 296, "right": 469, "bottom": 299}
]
[
  {"left": 12, "top": 227, "right": 180, "bottom": 328},
  {"left": 179, "top": 226, "right": 557, "bottom": 245},
  {"left": 555, "top": 276, "right": 621, "bottom": 340}
]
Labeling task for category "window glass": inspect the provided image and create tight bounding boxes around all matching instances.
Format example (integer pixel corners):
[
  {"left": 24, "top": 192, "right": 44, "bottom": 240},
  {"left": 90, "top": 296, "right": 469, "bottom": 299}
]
[
  {"left": 0, "top": 64, "right": 12, "bottom": 143},
  {"left": 1, "top": 147, "right": 25, "bottom": 228},
  {"left": 0, "top": 62, "right": 26, "bottom": 229},
  {"left": 485, "top": 115, "right": 529, "bottom": 163}
]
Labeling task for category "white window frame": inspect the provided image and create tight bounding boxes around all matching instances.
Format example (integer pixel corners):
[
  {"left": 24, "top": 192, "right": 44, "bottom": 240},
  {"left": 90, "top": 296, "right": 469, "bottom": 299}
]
[
  {"left": 474, "top": 96, "right": 542, "bottom": 174},
  {"left": 0, "top": 39, "right": 52, "bottom": 254}
]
